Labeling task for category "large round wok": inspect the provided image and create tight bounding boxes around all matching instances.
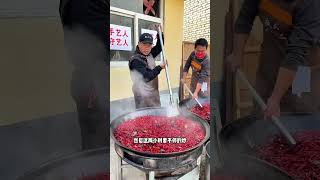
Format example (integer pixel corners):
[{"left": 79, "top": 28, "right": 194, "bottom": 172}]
[
  {"left": 17, "top": 148, "right": 108, "bottom": 180},
  {"left": 179, "top": 97, "right": 211, "bottom": 124},
  {"left": 110, "top": 107, "right": 210, "bottom": 157},
  {"left": 219, "top": 113, "right": 320, "bottom": 155},
  {"left": 180, "top": 98, "right": 224, "bottom": 168},
  {"left": 219, "top": 113, "right": 320, "bottom": 178},
  {"left": 110, "top": 107, "right": 210, "bottom": 173},
  {"left": 179, "top": 97, "right": 210, "bottom": 110}
]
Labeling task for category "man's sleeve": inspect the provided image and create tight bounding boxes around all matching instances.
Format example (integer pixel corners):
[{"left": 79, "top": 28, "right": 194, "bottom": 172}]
[
  {"left": 183, "top": 54, "right": 193, "bottom": 72},
  {"left": 234, "top": 0, "right": 260, "bottom": 34},
  {"left": 130, "top": 59, "right": 162, "bottom": 82},
  {"left": 198, "top": 59, "right": 210, "bottom": 84},
  {"left": 282, "top": 0, "right": 320, "bottom": 71},
  {"left": 151, "top": 32, "right": 164, "bottom": 58}
]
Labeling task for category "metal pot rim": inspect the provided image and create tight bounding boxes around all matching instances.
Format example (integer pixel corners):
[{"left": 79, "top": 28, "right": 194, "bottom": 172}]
[
  {"left": 179, "top": 97, "right": 211, "bottom": 123},
  {"left": 110, "top": 107, "right": 210, "bottom": 157}
]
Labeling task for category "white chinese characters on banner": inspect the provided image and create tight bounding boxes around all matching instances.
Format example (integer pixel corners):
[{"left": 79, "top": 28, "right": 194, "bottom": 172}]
[
  {"left": 141, "top": 29, "right": 158, "bottom": 47},
  {"left": 110, "top": 24, "right": 132, "bottom": 51}
]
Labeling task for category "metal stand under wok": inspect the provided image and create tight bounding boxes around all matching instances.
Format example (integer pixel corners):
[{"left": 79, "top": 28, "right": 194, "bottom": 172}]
[
  {"left": 179, "top": 98, "right": 223, "bottom": 170},
  {"left": 110, "top": 107, "right": 210, "bottom": 180},
  {"left": 115, "top": 146, "right": 205, "bottom": 180}
]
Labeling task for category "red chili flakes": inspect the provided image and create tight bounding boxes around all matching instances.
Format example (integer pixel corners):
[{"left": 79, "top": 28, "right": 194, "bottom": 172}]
[
  {"left": 114, "top": 116, "right": 206, "bottom": 153},
  {"left": 256, "top": 130, "right": 320, "bottom": 180},
  {"left": 79, "top": 172, "right": 109, "bottom": 180},
  {"left": 190, "top": 103, "right": 210, "bottom": 123}
]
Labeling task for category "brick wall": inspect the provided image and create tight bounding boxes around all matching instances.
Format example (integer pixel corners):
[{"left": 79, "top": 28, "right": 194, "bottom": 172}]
[{"left": 183, "top": 0, "right": 210, "bottom": 43}]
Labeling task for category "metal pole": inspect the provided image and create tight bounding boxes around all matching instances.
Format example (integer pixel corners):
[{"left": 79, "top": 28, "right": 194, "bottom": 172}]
[
  {"left": 236, "top": 70, "right": 296, "bottom": 146},
  {"left": 158, "top": 27, "right": 174, "bottom": 104},
  {"left": 184, "top": 83, "right": 203, "bottom": 107}
]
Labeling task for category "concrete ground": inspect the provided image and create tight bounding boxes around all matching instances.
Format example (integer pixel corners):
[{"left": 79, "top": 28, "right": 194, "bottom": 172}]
[{"left": 110, "top": 138, "right": 146, "bottom": 180}]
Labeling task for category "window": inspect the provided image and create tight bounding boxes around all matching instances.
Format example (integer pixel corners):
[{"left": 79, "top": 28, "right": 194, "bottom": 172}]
[
  {"left": 111, "top": 0, "right": 144, "bottom": 14},
  {"left": 110, "top": 1, "right": 163, "bottom": 63},
  {"left": 138, "top": 20, "right": 160, "bottom": 34},
  {"left": 110, "top": 14, "right": 134, "bottom": 61},
  {"left": 138, "top": 20, "right": 162, "bottom": 61}
]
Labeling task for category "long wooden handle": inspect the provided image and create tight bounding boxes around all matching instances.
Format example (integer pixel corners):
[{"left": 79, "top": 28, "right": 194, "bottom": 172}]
[{"left": 236, "top": 70, "right": 296, "bottom": 146}]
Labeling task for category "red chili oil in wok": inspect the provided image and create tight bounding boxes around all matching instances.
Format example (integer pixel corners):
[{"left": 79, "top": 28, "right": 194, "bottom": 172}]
[
  {"left": 190, "top": 103, "right": 210, "bottom": 123},
  {"left": 79, "top": 172, "right": 109, "bottom": 180},
  {"left": 114, "top": 115, "right": 206, "bottom": 153},
  {"left": 255, "top": 130, "right": 320, "bottom": 180}
]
